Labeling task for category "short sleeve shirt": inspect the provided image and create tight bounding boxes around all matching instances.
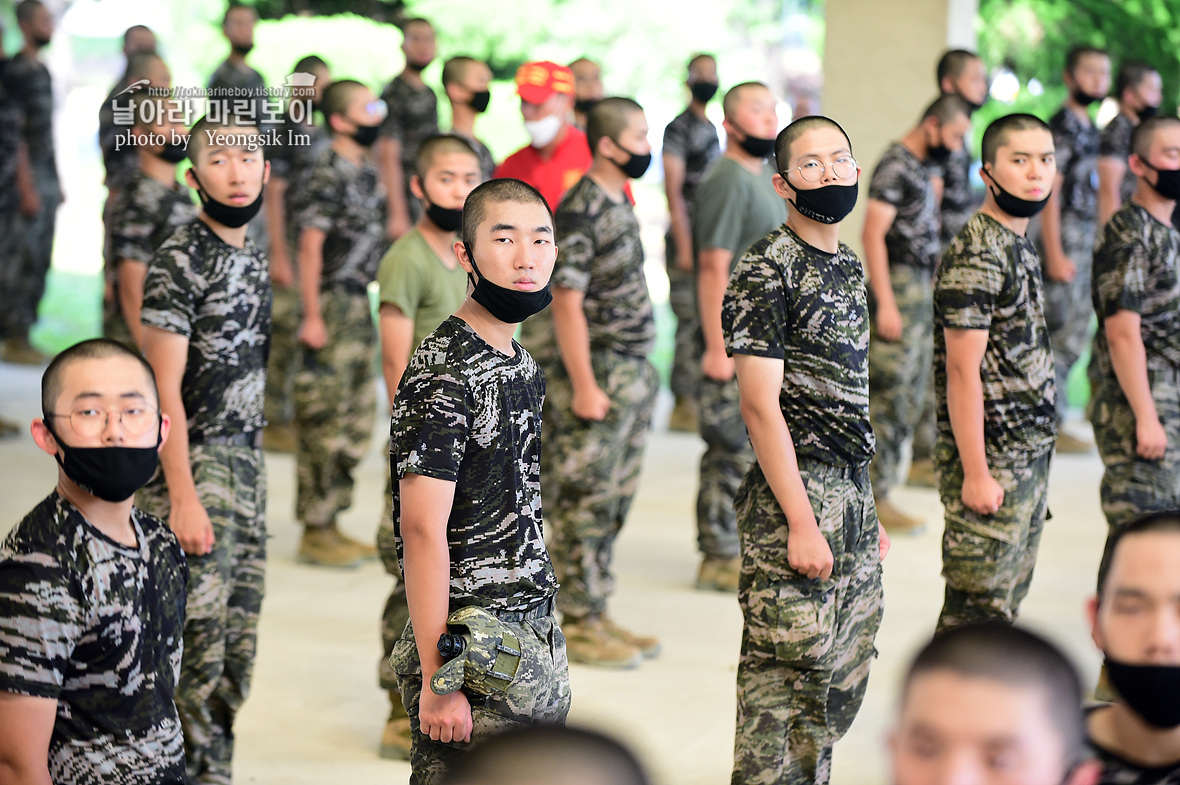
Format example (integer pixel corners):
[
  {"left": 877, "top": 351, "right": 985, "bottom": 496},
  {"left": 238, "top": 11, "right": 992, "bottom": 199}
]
[
  {"left": 390, "top": 316, "right": 558, "bottom": 612},
  {"left": 377, "top": 227, "right": 469, "bottom": 352},
  {"left": 1050, "top": 105, "right": 1100, "bottom": 222},
  {"left": 1087, "top": 706, "right": 1180, "bottom": 784},
  {"left": 724, "top": 224, "right": 876, "bottom": 466},
  {"left": 1100, "top": 113, "right": 1138, "bottom": 208},
  {"left": 939, "top": 147, "right": 976, "bottom": 248},
  {"left": 99, "top": 76, "right": 139, "bottom": 191},
  {"left": 494, "top": 126, "right": 593, "bottom": 211},
  {"left": 2, "top": 51, "right": 55, "bottom": 169},
  {"left": 0, "top": 493, "right": 188, "bottom": 785},
  {"left": 207, "top": 59, "right": 269, "bottom": 132},
  {"left": 1091, "top": 202, "right": 1180, "bottom": 379},
  {"left": 295, "top": 149, "right": 387, "bottom": 291},
  {"left": 0, "top": 59, "right": 24, "bottom": 211},
  {"left": 934, "top": 213, "right": 1057, "bottom": 465},
  {"left": 694, "top": 157, "right": 787, "bottom": 262},
  {"left": 107, "top": 170, "right": 198, "bottom": 268},
  {"left": 868, "top": 142, "right": 941, "bottom": 271},
  {"left": 378, "top": 74, "right": 439, "bottom": 175},
  {"left": 662, "top": 108, "right": 721, "bottom": 209},
  {"left": 521, "top": 176, "right": 655, "bottom": 362},
  {"left": 141, "top": 218, "right": 272, "bottom": 439}
]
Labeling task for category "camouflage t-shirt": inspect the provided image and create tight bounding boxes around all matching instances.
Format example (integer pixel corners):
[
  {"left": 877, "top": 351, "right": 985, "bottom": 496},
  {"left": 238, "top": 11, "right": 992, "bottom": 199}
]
[
  {"left": 141, "top": 218, "right": 272, "bottom": 439},
  {"left": 520, "top": 175, "right": 655, "bottom": 363},
  {"left": 1091, "top": 202, "right": 1180, "bottom": 380},
  {"left": 0, "top": 58, "right": 23, "bottom": 212},
  {"left": 662, "top": 108, "right": 721, "bottom": 209},
  {"left": 99, "top": 76, "right": 139, "bottom": 192},
  {"left": 934, "top": 213, "right": 1057, "bottom": 466},
  {"left": 207, "top": 59, "right": 269, "bottom": 132},
  {"left": 1050, "top": 105, "right": 1100, "bottom": 221},
  {"left": 1086, "top": 706, "right": 1180, "bottom": 785},
  {"left": 868, "top": 142, "right": 941, "bottom": 271},
  {"left": 724, "top": 224, "right": 876, "bottom": 466},
  {"left": 107, "top": 170, "right": 198, "bottom": 267},
  {"left": 391, "top": 316, "right": 558, "bottom": 612},
  {"left": 1099, "top": 113, "right": 1138, "bottom": 208},
  {"left": 379, "top": 73, "right": 439, "bottom": 176},
  {"left": 2, "top": 51, "right": 55, "bottom": 170},
  {"left": 295, "top": 148, "right": 387, "bottom": 291},
  {"left": 269, "top": 115, "right": 330, "bottom": 249},
  {"left": 939, "top": 146, "right": 976, "bottom": 248},
  {"left": 0, "top": 492, "right": 188, "bottom": 785}
]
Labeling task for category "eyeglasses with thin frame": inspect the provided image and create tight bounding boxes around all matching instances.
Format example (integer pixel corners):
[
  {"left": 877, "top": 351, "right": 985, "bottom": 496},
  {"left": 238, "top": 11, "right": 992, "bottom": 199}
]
[
  {"left": 45, "top": 405, "right": 160, "bottom": 440},
  {"left": 788, "top": 155, "right": 859, "bottom": 183}
]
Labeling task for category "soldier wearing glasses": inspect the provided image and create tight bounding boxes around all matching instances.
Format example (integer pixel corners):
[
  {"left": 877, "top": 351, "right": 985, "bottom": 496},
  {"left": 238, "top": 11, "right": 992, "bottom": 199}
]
[{"left": 0, "top": 338, "right": 188, "bottom": 784}]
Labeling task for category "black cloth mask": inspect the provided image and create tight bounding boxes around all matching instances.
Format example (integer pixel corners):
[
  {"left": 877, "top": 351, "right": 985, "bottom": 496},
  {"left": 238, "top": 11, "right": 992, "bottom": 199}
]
[
  {"left": 470, "top": 90, "right": 491, "bottom": 113},
  {"left": 158, "top": 142, "right": 189, "bottom": 164},
  {"left": 1071, "top": 89, "right": 1103, "bottom": 107},
  {"left": 1140, "top": 104, "right": 1161, "bottom": 121},
  {"left": 407, "top": 58, "right": 433, "bottom": 73},
  {"left": 690, "top": 81, "right": 719, "bottom": 104},
  {"left": 231, "top": 42, "right": 254, "bottom": 56},
  {"left": 33, "top": 34, "right": 52, "bottom": 48},
  {"left": 1143, "top": 161, "right": 1180, "bottom": 201},
  {"left": 425, "top": 201, "right": 463, "bottom": 233},
  {"left": 982, "top": 166, "right": 1051, "bottom": 218},
  {"left": 784, "top": 176, "right": 859, "bottom": 225},
  {"left": 1105, "top": 657, "right": 1180, "bottom": 729},
  {"left": 190, "top": 170, "right": 264, "bottom": 228},
  {"left": 575, "top": 99, "right": 598, "bottom": 117},
  {"left": 464, "top": 242, "right": 552, "bottom": 324},
  {"left": 610, "top": 142, "right": 652, "bottom": 179},
  {"left": 44, "top": 419, "right": 160, "bottom": 503},
  {"left": 351, "top": 122, "right": 381, "bottom": 148},
  {"left": 927, "top": 143, "right": 953, "bottom": 166},
  {"left": 730, "top": 121, "right": 775, "bottom": 159}
]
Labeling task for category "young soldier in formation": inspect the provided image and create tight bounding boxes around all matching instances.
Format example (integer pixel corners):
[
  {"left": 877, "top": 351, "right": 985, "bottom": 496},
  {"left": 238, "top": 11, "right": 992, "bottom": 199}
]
[
  {"left": 103, "top": 96, "right": 197, "bottom": 347},
  {"left": 0, "top": 21, "right": 29, "bottom": 433},
  {"left": 138, "top": 113, "right": 272, "bottom": 785},
  {"left": 1031, "top": 46, "right": 1111, "bottom": 452},
  {"left": 208, "top": 5, "right": 266, "bottom": 127},
  {"left": 933, "top": 114, "right": 1057, "bottom": 632},
  {"left": 0, "top": 339, "right": 186, "bottom": 785},
  {"left": 692, "top": 82, "right": 786, "bottom": 593},
  {"left": 569, "top": 57, "right": 604, "bottom": 130},
  {"left": 724, "top": 116, "right": 887, "bottom": 785},
  {"left": 863, "top": 95, "right": 971, "bottom": 534},
  {"left": 375, "top": 133, "right": 483, "bottom": 761},
  {"left": 1089, "top": 116, "right": 1180, "bottom": 529},
  {"left": 520, "top": 97, "right": 659, "bottom": 668},
  {"left": 1098, "top": 61, "right": 1162, "bottom": 227},
  {"left": 292, "top": 79, "right": 387, "bottom": 568},
  {"left": 99, "top": 43, "right": 166, "bottom": 211},
  {"left": 389, "top": 179, "right": 569, "bottom": 785},
  {"left": 662, "top": 53, "right": 721, "bottom": 433},
  {"left": 379, "top": 17, "right": 439, "bottom": 238},
  {"left": 441, "top": 57, "right": 496, "bottom": 180}
]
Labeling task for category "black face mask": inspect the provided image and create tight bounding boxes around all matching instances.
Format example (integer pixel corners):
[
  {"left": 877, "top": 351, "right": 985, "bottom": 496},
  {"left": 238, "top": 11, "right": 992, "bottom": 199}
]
[
  {"left": 690, "top": 81, "right": 719, "bottom": 104},
  {"left": 33, "top": 34, "right": 52, "bottom": 48},
  {"left": 190, "top": 170, "right": 264, "bottom": 229},
  {"left": 956, "top": 91, "right": 986, "bottom": 114},
  {"left": 982, "top": 166, "right": 1051, "bottom": 218},
  {"left": 1140, "top": 104, "right": 1161, "bottom": 121},
  {"left": 406, "top": 58, "right": 433, "bottom": 73},
  {"left": 575, "top": 98, "right": 598, "bottom": 117},
  {"left": 784, "top": 177, "right": 859, "bottom": 225},
  {"left": 927, "top": 143, "right": 953, "bottom": 165},
  {"left": 158, "top": 142, "right": 189, "bottom": 164},
  {"left": 1071, "top": 88, "right": 1103, "bottom": 107},
  {"left": 1105, "top": 657, "right": 1180, "bottom": 729},
  {"left": 469, "top": 90, "right": 491, "bottom": 113},
  {"left": 425, "top": 200, "right": 463, "bottom": 233},
  {"left": 609, "top": 142, "right": 652, "bottom": 179},
  {"left": 350, "top": 122, "right": 381, "bottom": 148},
  {"left": 1142, "top": 161, "right": 1180, "bottom": 201},
  {"left": 731, "top": 122, "right": 776, "bottom": 159},
  {"left": 463, "top": 242, "right": 552, "bottom": 324},
  {"left": 44, "top": 419, "right": 160, "bottom": 503},
  {"left": 231, "top": 42, "right": 254, "bottom": 56}
]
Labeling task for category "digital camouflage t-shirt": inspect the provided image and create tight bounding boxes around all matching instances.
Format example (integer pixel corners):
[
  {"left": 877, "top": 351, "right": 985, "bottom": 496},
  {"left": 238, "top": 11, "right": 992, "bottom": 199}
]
[
  {"left": 390, "top": 316, "right": 558, "bottom": 612},
  {"left": 1099, "top": 113, "right": 1138, "bottom": 209},
  {"left": 662, "top": 108, "right": 721, "bottom": 209},
  {"left": 868, "top": 142, "right": 941, "bottom": 271},
  {"left": 107, "top": 170, "right": 198, "bottom": 268},
  {"left": 0, "top": 493, "right": 188, "bottom": 784},
  {"left": 939, "top": 146, "right": 975, "bottom": 248},
  {"left": 2, "top": 51, "right": 55, "bottom": 170},
  {"left": 1050, "top": 105, "right": 1100, "bottom": 222}
]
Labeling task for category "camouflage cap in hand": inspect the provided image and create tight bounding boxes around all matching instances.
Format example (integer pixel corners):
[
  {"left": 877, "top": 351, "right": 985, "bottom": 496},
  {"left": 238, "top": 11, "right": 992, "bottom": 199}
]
[{"left": 430, "top": 606, "right": 523, "bottom": 697}]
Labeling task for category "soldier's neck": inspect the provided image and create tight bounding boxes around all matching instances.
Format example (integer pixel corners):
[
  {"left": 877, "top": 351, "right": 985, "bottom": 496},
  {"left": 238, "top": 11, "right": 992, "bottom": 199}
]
[
  {"left": 450, "top": 105, "right": 476, "bottom": 137},
  {"left": 140, "top": 152, "right": 179, "bottom": 186}
]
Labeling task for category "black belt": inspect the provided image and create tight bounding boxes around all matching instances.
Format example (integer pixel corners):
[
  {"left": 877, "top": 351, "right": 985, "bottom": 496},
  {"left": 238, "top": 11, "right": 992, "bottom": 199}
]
[
  {"left": 476, "top": 596, "right": 555, "bottom": 623},
  {"left": 189, "top": 430, "right": 263, "bottom": 448}
]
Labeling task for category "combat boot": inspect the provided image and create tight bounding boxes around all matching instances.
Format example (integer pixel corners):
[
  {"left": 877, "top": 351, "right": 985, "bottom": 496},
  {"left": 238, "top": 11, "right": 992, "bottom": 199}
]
[
  {"left": 561, "top": 615, "right": 643, "bottom": 669},
  {"left": 601, "top": 616, "right": 661, "bottom": 658},
  {"left": 2, "top": 337, "right": 49, "bottom": 365},
  {"left": 905, "top": 458, "right": 938, "bottom": 489},
  {"left": 875, "top": 497, "right": 924, "bottom": 534},
  {"left": 262, "top": 423, "right": 297, "bottom": 453},
  {"left": 298, "top": 526, "right": 363, "bottom": 568},
  {"left": 667, "top": 397, "right": 698, "bottom": 433},
  {"left": 695, "top": 555, "right": 740, "bottom": 592},
  {"left": 379, "top": 691, "right": 413, "bottom": 760},
  {"left": 331, "top": 523, "right": 378, "bottom": 561}
]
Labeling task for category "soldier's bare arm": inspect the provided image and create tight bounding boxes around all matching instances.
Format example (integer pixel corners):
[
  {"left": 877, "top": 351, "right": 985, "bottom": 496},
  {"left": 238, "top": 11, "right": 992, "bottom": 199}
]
[
  {"left": 552, "top": 286, "right": 609, "bottom": 421},
  {"left": 399, "top": 472, "right": 473, "bottom": 744},
  {"left": 698, "top": 247, "right": 735, "bottom": 382},
  {"left": 734, "top": 352, "right": 833, "bottom": 580},
  {"left": 0, "top": 691, "right": 54, "bottom": 785},
  {"left": 1105, "top": 310, "right": 1167, "bottom": 459},
  {"left": 296, "top": 226, "right": 327, "bottom": 349},
  {"left": 377, "top": 137, "right": 410, "bottom": 241},
  {"left": 1038, "top": 172, "right": 1076, "bottom": 282},
  {"left": 264, "top": 175, "right": 293, "bottom": 288},
  {"left": 1097, "top": 156, "right": 1126, "bottom": 227},
  {"left": 115, "top": 259, "right": 148, "bottom": 348},
  {"left": 663, "top": 153, "right": 693, "bottom": 272},
  {"left": 862, "top": 198, "right": 902, "bottom": 341},
  {"left": 378, "top": 303, "right": 415, "bottom": 404},
  {"left": 944, "top": 327, "right": 1004, "bottom": 515}
]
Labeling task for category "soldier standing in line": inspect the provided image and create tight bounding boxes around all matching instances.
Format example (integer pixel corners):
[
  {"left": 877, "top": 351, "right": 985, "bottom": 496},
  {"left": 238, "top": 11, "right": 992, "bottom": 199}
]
[
  {"left": 441, "top": 56, "right": 496, "bottom": 180},
  {"left": 98, "top": 26, "right": 159, "bottom": 210},
  {"left": 569, "top": 57, "right": 604, "bottom": 130},
  {"left": 1097, "top": 61, "right": 1162, "bottom": 228}
]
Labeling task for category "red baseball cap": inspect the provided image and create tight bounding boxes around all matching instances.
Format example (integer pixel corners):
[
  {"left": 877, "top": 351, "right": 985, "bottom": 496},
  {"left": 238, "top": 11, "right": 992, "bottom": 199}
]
[{"left": 515, "top": 60, "right": 575, "bottom": 104}]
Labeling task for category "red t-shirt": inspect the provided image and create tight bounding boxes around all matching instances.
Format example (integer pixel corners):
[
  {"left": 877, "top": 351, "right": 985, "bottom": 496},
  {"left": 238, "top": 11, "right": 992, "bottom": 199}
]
[{"left": 494, "top": 125, "right": 592, "bottom": 211}]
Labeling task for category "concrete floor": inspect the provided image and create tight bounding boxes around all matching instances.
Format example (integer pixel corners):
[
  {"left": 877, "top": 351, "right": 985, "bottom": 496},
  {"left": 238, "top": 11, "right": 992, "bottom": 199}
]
[{"left": 0, "top": 358, "right": 1111, "bottom": 785}]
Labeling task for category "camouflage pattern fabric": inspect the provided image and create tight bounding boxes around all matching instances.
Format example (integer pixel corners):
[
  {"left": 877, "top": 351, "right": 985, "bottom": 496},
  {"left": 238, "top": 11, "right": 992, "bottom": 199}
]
[
  {"left": 141, "top": 218, "right": 272, "bottom": 440},
  {"left": 935, "top": 451, "right": 1051, "bottom": 632},
  {"left": 379, "top": 74, "right": 440, "bottom": 223},
  {"left": 429, "top": 606, "right": 521, "bottom": 697},
  {"left": 697, "top": 376, "right": 751, "bottom": 559},
  {"left": 6, "top": 159, "right": 59, "bottom": 338},
  {"left": 1086, "top": 706, "right": 1180, "bottom": 784},
  {"left": 519, "top": 175, "right": 656, "bottom": 363},
  {"left": 390, "top": 613, "right": 570, "bottom": 785},
  {"left": 911, "top": 384, "right": 937, "bottom": 465},
  {"left": 868, "top": 143, "right": 942, "bottom": 272},
  {"left": 724, "top": 224, "right": 876, "bottom": 467},
  {"left": 377, "top": 540, "right": 410, "bottom": 693},
  {"left": 3, "top": 51, "right": 56, "bottom": 170},
  {"left": 0, "top": 211, "right": 19, "bottom": 342},
  {"left": 0, "top": 60, "right": 23, "bottom": 214},
  {"left": 207, "top": 59, "right": 268, "bottom": 135},
  {"left": 1090, "top": 202, "right": 1180, "bottom": 528},
  {"left": 294, "top": 289, "right": 377, "bottom": 527},
  {"left": 390, "top": 316, "right": 559, "bottom": 612},
  {"left": 264, "top": 283, "right": 300, "bottom": 426},
  {"left": 938, "top": 146, "right": 976, "bottom": 248},
  {"left": 868, "top": 264, "right": 935, "bottom": 496},
  {"left": 99, "top": 77, "right": 138, "bottom": 193},
  {"left": 1098, "top": 113, "right": 1138, "bottom": 208},
  {"left": 103, "top": 169, "right": 198, "bottom": 342},
  {"left": 663, "top": 108, "right": 721, "bottom": 208},
  {"left": 1048, "top": 105, "right": 1101, "bottom": 223},
  {"left": 0, "top": 492, "right": 187, "bottom": 785},
  {"left": 544, "top": 352, "right": 658, "bottom": 618},
  {"left": 136, "top": 445, "right": 267, "bottom": 785},
  {"left": 933, "top": 213, "right": 1057, "bottom": 468},
  {"left": 731, "top": 460, "right": 883, "bottom": 785}
]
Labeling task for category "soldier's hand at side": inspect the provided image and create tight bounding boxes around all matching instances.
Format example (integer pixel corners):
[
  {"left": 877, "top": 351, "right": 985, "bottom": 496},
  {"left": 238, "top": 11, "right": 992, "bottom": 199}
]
[
  {"left": 874, "top": 302, "right": 903, "bottom": 342},
  {"left": 961, "top": 471, "right": 1004, "bottom": 516},
  {"left": 878, "top": 522, "right": 891, "bottom": 561},
  {"left": 701, "top": 347, "right": 735, "bottom": 382},
  {"left": 787, "top": 523, "right": 834, "bottom": 580},
  {"left": 386, "top": 213, "right": 411, "bottom": 242},
  {"left": 298, "top": 315, "right": 328, "bottom": 350},
  {"left": 571, "top": 384, "right": 610, "bottom": 421},
  {"left": 19, "top": 187, "right": 41, "bottom": 217},
  {"left": 1136, "top": 416, "right": 1167, "bottom": 460},
  {"left": 170, "top": 496, "right": 215, "bottom": 556},
  {"left": 419, "top": 689, "right": 472, "bottom": 744},
  {"left": 1045, "top": 253, "right": 1077, "bottom": 283},
  {"left": 675, "top": 244, "right": 694, "bottom": 273},
  {"left": 270, "top": 250, "right": 294, "bottom": 289}
]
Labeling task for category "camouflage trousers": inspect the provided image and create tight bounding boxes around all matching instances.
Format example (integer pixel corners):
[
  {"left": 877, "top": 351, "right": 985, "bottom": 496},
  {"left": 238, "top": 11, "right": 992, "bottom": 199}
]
[
  {"left": 0, "top": 209, "right": 22, "bottom": 340},
  {"left": 544, "top": 351, "right": 658, "bottom": 619},
  {"left": 911, "top": 383, "right": 937, "bottom": 464},
  {"left": 667, "top": 231, "right": 701, "bottom": 402},
  {"left": 377, "top": 486, "right": 410, "bottom": 694},
  {"left": 264, "top": 284, "right": 302, "bottom": 427},
  {"left": 698, "top": 376, "right": 752, "bottom": 559},
  {"left": 732, "top": 459, "right": 883, "bottom": 785},
  {"left": 101, "top": 274, "right": 135, "bottom": 348},
  {"left": 294, "top": 288, "right": 377, "bottom": 527},
  {"left": 136, "top": 445, "right": 267, "bottom": 785},
  {"left": 868, "top": 263, "right": 934, "bottom": 497},
  {"left": 390, "top": 612, "right": 571, "bottom": 785},
  {"left": 1090, "top": 367, "right": 1180, "bottom": 530},
  {"left": 3, "top": 162, "right": 59, "bottom": 337},
  {"left": 1042, "top": 216, "right": 1096, "bottom": 417},
  {"left": 935, "top": 450, "right": 1051, "bottom": 632}
]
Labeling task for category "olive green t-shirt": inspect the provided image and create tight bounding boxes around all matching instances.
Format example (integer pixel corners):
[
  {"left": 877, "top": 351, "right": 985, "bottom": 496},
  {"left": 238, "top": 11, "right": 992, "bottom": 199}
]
[
  {"left": 693, "top": 156, "right": 787, "bottom": 266},
  {"left": 376, "top": 227, "right": 469, "bottom": 351}
]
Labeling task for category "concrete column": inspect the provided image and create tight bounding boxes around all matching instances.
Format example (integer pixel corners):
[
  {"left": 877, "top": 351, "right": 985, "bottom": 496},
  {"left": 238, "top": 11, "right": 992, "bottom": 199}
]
[{"left": 821, "top": 0, "right": 978, "bottom": 255}]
